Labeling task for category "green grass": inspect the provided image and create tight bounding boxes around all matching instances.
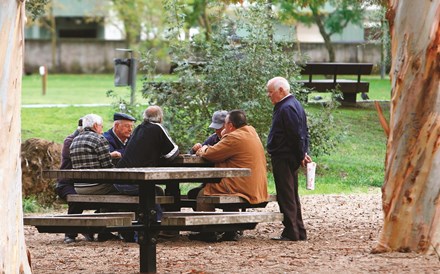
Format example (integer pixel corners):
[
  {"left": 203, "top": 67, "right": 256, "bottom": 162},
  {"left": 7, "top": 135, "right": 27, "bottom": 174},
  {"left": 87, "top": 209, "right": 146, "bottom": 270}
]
[
  {"left": 22, "top": 74, "right": 176, "bottom": 105},
  {"left": 21, "top": 74, "right": 390, "bottom": 195}
]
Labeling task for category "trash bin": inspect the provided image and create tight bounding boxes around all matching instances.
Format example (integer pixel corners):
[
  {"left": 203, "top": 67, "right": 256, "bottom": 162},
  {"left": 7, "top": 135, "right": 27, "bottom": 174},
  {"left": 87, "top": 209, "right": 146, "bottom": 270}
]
[{"left": 114, "top": 58, "right": 131, "bottom": 86}]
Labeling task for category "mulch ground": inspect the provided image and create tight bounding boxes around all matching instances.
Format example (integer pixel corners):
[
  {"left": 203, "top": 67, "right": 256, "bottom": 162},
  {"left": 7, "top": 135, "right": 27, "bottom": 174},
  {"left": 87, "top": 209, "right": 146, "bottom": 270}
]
[{"left": 25, "top": 193, "right": 439, "bottom": 273}]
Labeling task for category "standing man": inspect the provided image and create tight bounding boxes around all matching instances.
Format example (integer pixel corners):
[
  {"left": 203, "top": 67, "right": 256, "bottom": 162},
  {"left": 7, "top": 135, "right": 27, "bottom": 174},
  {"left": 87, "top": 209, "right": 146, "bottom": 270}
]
[
  {"left": 103, "top": 112, "right": 136, "bottom": 164},
  {"left": 266, "top": 76, "right": 312, "bottom": 241}
]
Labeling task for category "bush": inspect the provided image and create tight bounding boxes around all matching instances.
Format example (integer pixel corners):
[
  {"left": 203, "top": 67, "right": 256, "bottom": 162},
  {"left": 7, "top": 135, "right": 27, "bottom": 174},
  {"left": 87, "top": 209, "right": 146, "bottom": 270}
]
[{"left": 142, "top": 1, "right": 341, "bottom": 157}]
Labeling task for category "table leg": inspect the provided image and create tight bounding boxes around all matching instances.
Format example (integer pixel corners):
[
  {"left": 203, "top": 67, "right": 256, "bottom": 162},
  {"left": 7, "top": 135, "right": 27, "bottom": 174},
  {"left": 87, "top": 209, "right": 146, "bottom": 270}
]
[
  {"left": 165, "top": 182, "right": 181, "bottom": 211},
  {"left": 138, "top": 182, "right": 158, "bottom": 274}
]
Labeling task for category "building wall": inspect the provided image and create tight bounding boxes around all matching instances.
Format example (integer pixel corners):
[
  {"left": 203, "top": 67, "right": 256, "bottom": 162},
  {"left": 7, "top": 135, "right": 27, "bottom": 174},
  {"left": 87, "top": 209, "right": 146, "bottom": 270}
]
[
  {"left": 25, "top": 39, "right": 127, "bottom": 74},
  {"left": 24, "top": 40, "right": 383, "bottom": 74}
]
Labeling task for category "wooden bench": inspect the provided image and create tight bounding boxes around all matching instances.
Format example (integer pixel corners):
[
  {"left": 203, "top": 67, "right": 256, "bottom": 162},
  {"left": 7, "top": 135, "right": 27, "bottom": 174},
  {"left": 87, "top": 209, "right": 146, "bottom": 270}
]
[
  {"left": 299, "top": 62, "right": 373, "bottom": 103},
  {"left": 160, "top": 211, "right": 283, "bottom": 232},
  {"left": 196, "top": 194, "right": 277, "bottom": 211},
  {"left": 24, "top": 212, "right": 135, "bottom": 234},
  {"left": 24, "top": 211, "right": 282, "bottom": 235},
  {"left": 65, "top": 194, "right": 174, "bottom": 212}
]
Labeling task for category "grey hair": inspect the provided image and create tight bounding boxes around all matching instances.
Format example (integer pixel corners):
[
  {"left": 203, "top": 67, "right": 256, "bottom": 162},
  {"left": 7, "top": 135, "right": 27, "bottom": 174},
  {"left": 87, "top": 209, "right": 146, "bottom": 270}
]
[
  {"left": 267, "top": 76, "right": 290, "bottom": 93},
  {"left": 81, "top": 114, "right": 103, "bottom": 129},
  {"left": 143, "top": 106, "right": 163, "bottom": 123}
]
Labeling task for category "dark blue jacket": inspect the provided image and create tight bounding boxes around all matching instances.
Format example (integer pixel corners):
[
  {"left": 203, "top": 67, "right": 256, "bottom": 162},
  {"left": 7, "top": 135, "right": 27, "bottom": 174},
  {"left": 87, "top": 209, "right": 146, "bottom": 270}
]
[
  {"left": 189, "top": 133, "right": 221, "bottom": 154},
  {"left": 267, "top": 95, "right": 309, "bottom": 165},
  {"left": 103, "top": 128, "right": 126, "bottom": 155}
]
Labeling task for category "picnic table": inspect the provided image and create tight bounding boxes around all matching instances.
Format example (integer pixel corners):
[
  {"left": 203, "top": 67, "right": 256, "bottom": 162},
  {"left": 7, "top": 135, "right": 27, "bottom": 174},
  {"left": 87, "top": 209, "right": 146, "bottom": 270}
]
[
  {"left": 28, "top": 166, "right": 282, "bottom": 273},
  {"left": 61, "top": 154, "right": 276, "bottom": 212}
]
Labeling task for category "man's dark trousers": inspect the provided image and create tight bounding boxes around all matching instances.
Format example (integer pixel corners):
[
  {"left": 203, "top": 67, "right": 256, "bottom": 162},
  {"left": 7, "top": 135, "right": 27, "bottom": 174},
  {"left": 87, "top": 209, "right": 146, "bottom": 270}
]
[{"left": 272, "top": 157, "right": 307, "bottom": 241}]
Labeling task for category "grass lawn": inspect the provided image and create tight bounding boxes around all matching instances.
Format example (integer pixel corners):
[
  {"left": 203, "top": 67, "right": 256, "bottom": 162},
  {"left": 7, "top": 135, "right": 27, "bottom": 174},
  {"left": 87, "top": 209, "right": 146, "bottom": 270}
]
[
  {"left": 22, "top": 74, "right": 391, "bottom": 105},
  {"left": 22, "top": 74, "right": 390, "bottom": 197}
]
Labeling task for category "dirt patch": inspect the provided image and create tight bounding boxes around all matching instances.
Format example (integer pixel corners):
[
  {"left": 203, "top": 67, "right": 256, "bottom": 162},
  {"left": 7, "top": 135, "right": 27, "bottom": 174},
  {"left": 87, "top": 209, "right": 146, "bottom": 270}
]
[{"left": 25, "top": 193, "right": 439, "bottom": 273}]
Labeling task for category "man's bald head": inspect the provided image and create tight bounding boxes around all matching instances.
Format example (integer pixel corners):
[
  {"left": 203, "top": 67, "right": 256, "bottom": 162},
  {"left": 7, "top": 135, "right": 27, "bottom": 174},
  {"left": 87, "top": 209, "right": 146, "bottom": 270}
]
[{"left": 143, "top": 105, "right": 163, "bottom": 123}]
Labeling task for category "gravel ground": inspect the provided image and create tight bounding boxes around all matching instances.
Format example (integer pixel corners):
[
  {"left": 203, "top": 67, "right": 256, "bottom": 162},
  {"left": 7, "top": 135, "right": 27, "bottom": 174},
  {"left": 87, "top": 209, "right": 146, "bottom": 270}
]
[{"left": 25, "top": 193, "right": 439, "bottom": 273}]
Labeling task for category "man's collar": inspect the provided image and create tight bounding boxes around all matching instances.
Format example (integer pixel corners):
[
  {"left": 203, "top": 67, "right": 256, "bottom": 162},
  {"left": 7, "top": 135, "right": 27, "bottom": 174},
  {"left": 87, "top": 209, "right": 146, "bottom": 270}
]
[{"left": 112, "top": 128, "right": 127, "bottom": 145}]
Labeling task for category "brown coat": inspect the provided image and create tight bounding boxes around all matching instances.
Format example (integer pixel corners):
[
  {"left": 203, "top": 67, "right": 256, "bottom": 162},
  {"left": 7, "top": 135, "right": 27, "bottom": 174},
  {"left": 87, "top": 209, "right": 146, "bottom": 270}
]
[{"left": 199, "top": 125, "right": 268, "bottom": 204}]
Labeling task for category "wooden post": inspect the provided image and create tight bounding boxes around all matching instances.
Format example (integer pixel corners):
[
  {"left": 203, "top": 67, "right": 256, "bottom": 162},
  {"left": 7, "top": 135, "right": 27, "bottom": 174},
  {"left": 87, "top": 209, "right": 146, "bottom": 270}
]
[
  {"left": 0, "top": 0, "right": 32, "bottom": 272},
  {"left": 39, "top": 65, "right": 47, "bottom": 95}
]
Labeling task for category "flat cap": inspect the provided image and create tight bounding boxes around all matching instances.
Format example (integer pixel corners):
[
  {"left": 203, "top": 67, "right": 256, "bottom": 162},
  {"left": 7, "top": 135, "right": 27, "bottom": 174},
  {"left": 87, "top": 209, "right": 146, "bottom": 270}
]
[
  {"left": 209, "top": 110, "right": 228, "bottom": 129},
  {"left": 113, "top": 112, "right": 136, "bottom": 121}
]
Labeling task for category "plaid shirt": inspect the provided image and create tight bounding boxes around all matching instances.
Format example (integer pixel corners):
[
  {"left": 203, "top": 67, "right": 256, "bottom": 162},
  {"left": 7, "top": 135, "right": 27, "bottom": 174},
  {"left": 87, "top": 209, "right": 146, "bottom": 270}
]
[{"left": 70, "top": 129, "right": 113, "bottom": 187}]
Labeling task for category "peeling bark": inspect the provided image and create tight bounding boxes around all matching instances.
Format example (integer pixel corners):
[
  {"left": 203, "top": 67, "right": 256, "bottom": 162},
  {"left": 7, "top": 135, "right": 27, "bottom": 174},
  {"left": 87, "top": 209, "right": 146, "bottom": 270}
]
[
  {"left": 373, "top": 0, "right": 440, "bottom": 254},
  {"left": 0, "top": 0, "right": 32, "bottom": 273}
]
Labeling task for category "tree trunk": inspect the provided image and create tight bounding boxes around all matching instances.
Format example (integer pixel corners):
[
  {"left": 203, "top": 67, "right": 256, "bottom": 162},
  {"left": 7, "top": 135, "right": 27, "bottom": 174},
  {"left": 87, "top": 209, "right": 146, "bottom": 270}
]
[
  {"left": 373, "top": 0, "right": 440, "bottom": 254},
  {"left": 0, "top": 1, "right": 32, "bottom": 273},
  {"left": 311, "top": 6, "right": 335, "bottom": 62}
]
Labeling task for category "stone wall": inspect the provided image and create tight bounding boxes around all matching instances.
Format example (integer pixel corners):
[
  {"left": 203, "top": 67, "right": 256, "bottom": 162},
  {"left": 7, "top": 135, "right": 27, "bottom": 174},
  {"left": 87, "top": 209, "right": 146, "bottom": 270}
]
[{"left": 25, "top": 39, "right": 383, "bottom": 74}]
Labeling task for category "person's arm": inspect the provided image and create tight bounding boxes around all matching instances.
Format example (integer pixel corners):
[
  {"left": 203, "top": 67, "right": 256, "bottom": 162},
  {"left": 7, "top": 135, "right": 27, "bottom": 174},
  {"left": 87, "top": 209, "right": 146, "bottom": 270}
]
[
  {"left": 158, "top": 124, "right": 179, "bottom": 161},
  {"left": 96, "top": 137, "right": 114, "bottom": 168},
  {"left": 281, "top": 107, "right": 305, "bottom": 160},
  {"left": 189, "top": 133, "right": 218, "bottom": 154},
  {"left": 189, "top": 143, "right": 202, "bottom": 154},
  {"left": 196, "top": 134, "right": 236, "bottom": 163}
]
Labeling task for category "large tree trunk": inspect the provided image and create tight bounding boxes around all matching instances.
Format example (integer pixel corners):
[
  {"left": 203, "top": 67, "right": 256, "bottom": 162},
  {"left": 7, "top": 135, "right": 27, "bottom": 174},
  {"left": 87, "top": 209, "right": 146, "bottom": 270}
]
[
  {"left": 0, "top": 0, "right": 32, "bottom": 273},
  {"left": 373, "top": 0, "right": 440, "bottom": 253}
]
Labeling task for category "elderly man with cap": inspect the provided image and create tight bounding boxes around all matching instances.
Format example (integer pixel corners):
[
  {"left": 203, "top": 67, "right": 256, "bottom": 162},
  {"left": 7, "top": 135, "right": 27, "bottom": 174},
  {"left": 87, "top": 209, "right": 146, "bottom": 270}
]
[
  {"left": 103, "top": 112, "right": 136, "bottom": 164},
  {"left": 187, "top": 110, "right": 228, "bottom": 200},
  {"left": 189, "top": 110, "right": 228, "bottom": 154}
]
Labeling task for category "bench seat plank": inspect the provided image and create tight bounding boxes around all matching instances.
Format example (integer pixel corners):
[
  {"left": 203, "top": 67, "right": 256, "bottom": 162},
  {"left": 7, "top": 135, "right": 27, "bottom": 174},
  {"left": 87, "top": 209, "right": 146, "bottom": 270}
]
[
  {"left": 66, "top": 194, "right": 174, "bottom": 204},
  {"left": 24, "top": 212, "right": 135, "bottom": 227},
  {"left": 161, "top": 212, "right": 283, "bottom": 226},
  {"left": 299, "top": 80, "right": 370, "bottom": 93},
  {"left": 197, "top": 194, "right": 276, "bottom": 204}
]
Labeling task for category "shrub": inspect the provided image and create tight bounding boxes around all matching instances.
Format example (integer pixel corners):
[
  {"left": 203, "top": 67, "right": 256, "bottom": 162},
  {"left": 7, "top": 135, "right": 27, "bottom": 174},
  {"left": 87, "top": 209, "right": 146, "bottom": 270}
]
[{"left": 141, "top": 0, "right": 342, "bottom": 157}]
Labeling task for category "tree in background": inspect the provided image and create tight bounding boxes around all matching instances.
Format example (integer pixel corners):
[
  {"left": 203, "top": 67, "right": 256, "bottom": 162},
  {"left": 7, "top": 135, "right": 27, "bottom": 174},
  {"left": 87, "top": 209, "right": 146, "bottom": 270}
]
[
  {"left": 275, "top": 0, "right": 363, "bottom": 62},
  {"left": 107, "top": 0, "right": 166, "bottom": 50},
  {"left": 182, "top": 0, "right": 244, "bottom": 41}
]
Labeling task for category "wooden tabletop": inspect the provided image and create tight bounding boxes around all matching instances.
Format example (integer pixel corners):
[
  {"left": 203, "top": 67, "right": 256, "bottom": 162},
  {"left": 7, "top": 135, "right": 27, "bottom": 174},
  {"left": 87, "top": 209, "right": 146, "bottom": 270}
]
[
  {"left": 165, "top": 154, "right": 212, "bottom": 166},
  {"left": 43, "top": 167, "right": 250, "bottom": 181}
]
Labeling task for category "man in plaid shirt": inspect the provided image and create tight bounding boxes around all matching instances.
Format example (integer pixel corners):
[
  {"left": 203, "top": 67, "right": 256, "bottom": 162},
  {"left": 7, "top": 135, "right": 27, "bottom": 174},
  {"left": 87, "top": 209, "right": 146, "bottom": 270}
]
[{"left": 70, "top": 113, "right": 119, "bottom": 195}]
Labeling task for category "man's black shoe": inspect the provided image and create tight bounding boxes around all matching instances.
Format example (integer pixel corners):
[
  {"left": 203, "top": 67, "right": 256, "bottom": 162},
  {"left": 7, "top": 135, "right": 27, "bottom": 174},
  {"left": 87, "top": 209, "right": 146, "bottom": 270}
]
[
  {"left": 188, "top": 232, "right": 224, "bottom": 243},
  {"left": 97, "top": 232, "right": 120, "bottom": 242},
  {"left": 64, "top": 236, "right": 76, "bottom": 244},
  {"left": 82, "top": 233, "right": 94, "bottom": 242},
  {"left": 271, "top": 236, "right": 295, "bottom": 241},
  {"left": 222, "top": 231, "right": 241, "bottom": 241}
]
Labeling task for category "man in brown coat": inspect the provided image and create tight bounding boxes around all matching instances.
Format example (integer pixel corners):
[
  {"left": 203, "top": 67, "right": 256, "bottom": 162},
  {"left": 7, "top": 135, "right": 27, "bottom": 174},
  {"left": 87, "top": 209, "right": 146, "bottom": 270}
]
[{"left": 194, "top": 110, "right": 269, "bottom": 241}]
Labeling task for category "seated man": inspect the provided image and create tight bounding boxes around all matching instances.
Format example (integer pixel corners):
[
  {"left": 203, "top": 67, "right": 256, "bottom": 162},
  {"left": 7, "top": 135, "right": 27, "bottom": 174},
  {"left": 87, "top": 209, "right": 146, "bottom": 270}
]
[
  {"left": 115, "top": 105, "right": 179, "bottom": 195},
  {"left": 189, "top": 110, "right": 228, "bottom": 154},
  {"left": 70, "top": 113, "right": 119, "bottom": 195},
  {"left": 56, "top": 118, "right": 94, "bottom": 244},
  {"left": 187, "top": 110, "right": 228, "bottom": 199},
  {"left": 103, "top": 112, "right": 136, "bottom": 165},
  {"left": 194, "top": 110, "right": 269, "bottom": 241},
  {"left": 69, "top": 113, "right": 120, "bottom": 241}
]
